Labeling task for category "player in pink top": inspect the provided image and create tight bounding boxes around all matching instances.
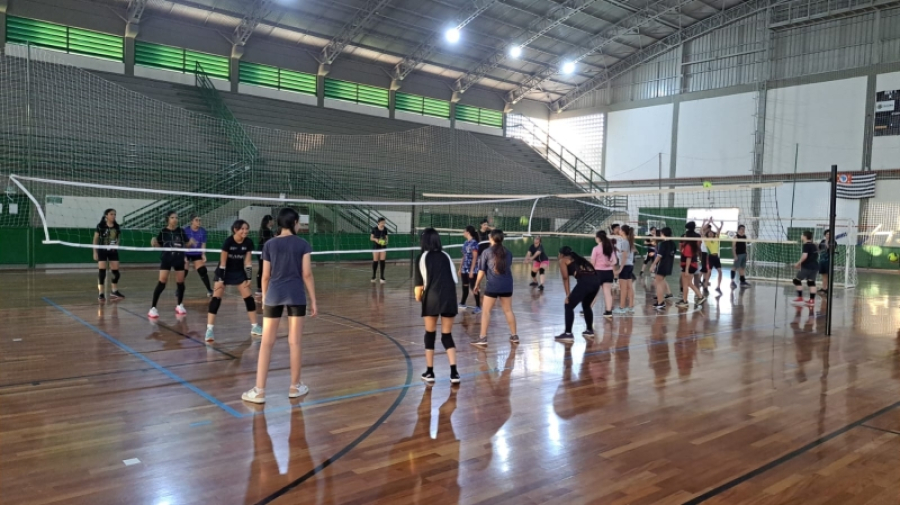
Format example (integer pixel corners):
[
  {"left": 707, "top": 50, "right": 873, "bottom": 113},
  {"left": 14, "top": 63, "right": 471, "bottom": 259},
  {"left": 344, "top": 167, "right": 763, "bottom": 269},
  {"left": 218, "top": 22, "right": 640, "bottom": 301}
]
[{"left": 590, "top": 230, "right": 618, "bottom": 319}]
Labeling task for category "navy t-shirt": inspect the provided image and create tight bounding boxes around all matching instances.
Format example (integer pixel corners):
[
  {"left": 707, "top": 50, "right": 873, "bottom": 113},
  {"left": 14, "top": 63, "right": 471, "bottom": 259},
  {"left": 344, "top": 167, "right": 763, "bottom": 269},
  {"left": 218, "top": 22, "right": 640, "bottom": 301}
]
[
  {"left": 478, "top": 246, "right": 514, "bottom": 293},
  {"left": 262, "top": 235, "right": 312, "bottom": 306},
  {"left": 222, "top": 236, "right": 254, "bottom": 272}
]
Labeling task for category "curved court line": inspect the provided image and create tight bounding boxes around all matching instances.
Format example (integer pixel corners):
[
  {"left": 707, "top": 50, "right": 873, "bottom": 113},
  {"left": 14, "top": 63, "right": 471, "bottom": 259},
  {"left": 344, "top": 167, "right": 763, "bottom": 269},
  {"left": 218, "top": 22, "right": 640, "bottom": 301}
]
[{"left": 254, "top": 312, "right": 413, "bottom": 505}]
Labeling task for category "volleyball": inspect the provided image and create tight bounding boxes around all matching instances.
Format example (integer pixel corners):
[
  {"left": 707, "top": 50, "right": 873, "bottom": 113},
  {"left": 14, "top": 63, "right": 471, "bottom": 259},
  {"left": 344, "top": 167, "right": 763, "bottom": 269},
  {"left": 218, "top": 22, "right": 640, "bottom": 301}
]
[
  {"left": 702, "top": 181, "right": 713, "bottom": 188},
  {"left": 888, "top": 252, "right": 899, "bottom": 263},
  {"left": 519, "top": 216, "right": 529, "bottom": 226},
  {"left": 379, "top": 239, "right": 386, "bottom": 246}
]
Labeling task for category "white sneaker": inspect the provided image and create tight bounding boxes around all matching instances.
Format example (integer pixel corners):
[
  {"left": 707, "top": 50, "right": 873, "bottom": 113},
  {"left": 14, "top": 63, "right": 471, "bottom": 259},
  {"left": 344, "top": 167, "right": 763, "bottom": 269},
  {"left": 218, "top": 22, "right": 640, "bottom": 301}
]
[
  {"left": 242, "top": 387, "right": 265, "bottom": 404},
  {"left": 379, "top": 279, "right": 386, "bottom": 284},
  {"left": 148, "top": 307, "right": 159, "bottom": 319},
  {"left": 175, "top": 304, "right": 187, "bottom": 315},
  {"left": 289, "top": 383, "right": 309, "bottom": 398}
]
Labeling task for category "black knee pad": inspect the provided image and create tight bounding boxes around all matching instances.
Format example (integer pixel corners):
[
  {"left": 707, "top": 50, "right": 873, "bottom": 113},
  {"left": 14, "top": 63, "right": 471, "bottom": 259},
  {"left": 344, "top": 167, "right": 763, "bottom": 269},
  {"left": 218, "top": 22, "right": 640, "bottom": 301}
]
[
  {"left": 98, "top": 269, "right": 107, "bottom": 285},
  {"left": 806, "top": 280, "right": 816, "bottom": 288},
  {"left": 531, "top": 271, "right": 536, "bottom": 278},
  {"left": 111, "top": 269, "right": 120, "bottom": 283},
  {"left": 244, "top": 296, "right": 256, "bottom": 312},
  {"left": 792, "top": 278, "right": 802, "bottom": 286},
  {"left": 208, "top": 297, "right": 222, "bottom": 315},
  {"left": 539, "top": 268, "right": 545, "bottom": 275},
  {"left": 424, "top": 331, "right": 436, "bottom": 350},
  {"left": 441, "top": 332, "right": 455, "bottom": 350},
  {"left": 197, "top": 266, "right": 208, "bottom": 278}
]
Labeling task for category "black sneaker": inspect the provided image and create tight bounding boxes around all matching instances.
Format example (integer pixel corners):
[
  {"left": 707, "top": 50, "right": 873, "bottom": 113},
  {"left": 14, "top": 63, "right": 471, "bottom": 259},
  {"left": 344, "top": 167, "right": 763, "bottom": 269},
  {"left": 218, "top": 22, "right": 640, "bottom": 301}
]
[
  {"left": 421, "top": 370, "right": 435, "bottom": 382},
  {"left": 538, "top": 284, "right": 544, "bottom": 291},
  {"left": 529, "top": 281, "right": 538, "bottom": 287},
  {"left": 715, "top": 287, "right": 722, "bottom": 294},
  {"left": 554, "top": 332, "right": 574, "bottom": 342},
  {"left": 653, "top": 303, "right": 666, "bottom": 310},
  {"left": 675, "top": 301, "right": 689, "bottom": 308},
  {"left": 450, "top": 370, "right": 461, "bottom": 384},
  {"left": 730, "top": 281, "right": 737, "bottom": 289},
  {"left": 109, "top": 291, "right": 124, "bottom": 299},
  {"left": 664, "top": 294, "right": 674, "bottom": 300},
  {"left": 582, "top": 330, "right": 595, "bottom": 338},
  {"left": 740, "top": 281, "right": 751, "bottom": 288},
  {"left": 695, "top": 296, "right": 707, "bottom": 305},
  {"left": 603, "top": 311, "right": 613, "bottom": 319},
  {"left": 98, "top": 293, "right": 105, "bottom": 302}
]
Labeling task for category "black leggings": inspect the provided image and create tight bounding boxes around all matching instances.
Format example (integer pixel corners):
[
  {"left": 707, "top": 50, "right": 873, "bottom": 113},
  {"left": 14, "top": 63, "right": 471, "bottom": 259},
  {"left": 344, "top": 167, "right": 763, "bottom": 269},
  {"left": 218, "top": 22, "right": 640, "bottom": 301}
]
[
  {"left": 460, "top": 272, "right": 480, "bottom": 307},
  {"left": 565, "top": 278, "right": 600, "bottom": 333}
]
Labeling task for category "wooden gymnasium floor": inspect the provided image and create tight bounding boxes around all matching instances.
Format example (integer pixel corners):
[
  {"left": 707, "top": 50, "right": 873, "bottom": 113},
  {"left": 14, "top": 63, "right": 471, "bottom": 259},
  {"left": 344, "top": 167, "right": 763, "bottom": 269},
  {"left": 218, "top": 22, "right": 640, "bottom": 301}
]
[{"left": 1, "top": 262, "right": 899, "bottom": 505}]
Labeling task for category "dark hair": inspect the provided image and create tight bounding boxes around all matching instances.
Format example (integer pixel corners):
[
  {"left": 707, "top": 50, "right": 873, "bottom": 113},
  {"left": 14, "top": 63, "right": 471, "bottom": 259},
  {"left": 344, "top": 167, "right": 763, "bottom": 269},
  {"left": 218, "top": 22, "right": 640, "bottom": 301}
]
[
  {"left": 489, "top": 229, "right": 507, "bottom": 274},
  {"left": 622, "top": 224, "right": 635, "bottom": 252},
  {"left": 481, "top": 219, "right": 489, "bottom": 225},
  {"left": 661, "top": 227, "right": 673, "bottom": 237},
  {"left": 377, "top": 217, "right": 386, "bottom": 224},
  {"left": 464, "top": 225, "right": 477, "bottom": 238},
  {"left": 260, "top": 214, "right": 273, "bottom": 234},
  {"left": 188, "top": 213, "right": 200, "bottom": 222},
  {"left": 595, "top": 230, "right": 614, "bottom": 257},
  {"left": 823, "top": 230, "right": 831, "bottom": 236},
  {"left": 685, "top": 221, "right": 696, "bottom": 231},
  {"left": 559, "top": 246, "right": 595, "bottom": 272},
  {"left": 802, "top": 230, "right": 813, "bottom": 240},
  {"left": 738, "top": 224, "right": 746, "bottom": 231},
  {"left": 649, "top": 226, "right": 657, "bottom": 232},
  {"left": 610, "top": 223, "right": 620, "bottom": 230},
  {"left": 165, "top": 210, "right": 177, "bottom": 219},
  {"left": 420, "top": 227, "right": 443, "bottom": 252},
  {"left": 276, "top": 208, "right": 298, "bottom": 235},
  {"left": 99, "top": 208, "right": 118, "bottom": 228},
  {"left": 231, "top": 219, "right": 249, "bottom": 235}
]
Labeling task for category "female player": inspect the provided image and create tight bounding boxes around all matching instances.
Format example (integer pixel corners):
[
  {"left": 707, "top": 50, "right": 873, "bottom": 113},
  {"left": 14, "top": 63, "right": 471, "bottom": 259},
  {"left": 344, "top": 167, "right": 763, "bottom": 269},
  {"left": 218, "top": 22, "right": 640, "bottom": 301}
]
[
  {"left": 256, "top": 215, "right": 274, "bottom": 295},
  {"left": 205, "top": 219, "right": 261, "bottom": 342},
  {"left": 371, "top": 217, "right": 388, "bottom": 284},
  {"left": 414, "top": 228, "right": 460, "bottom": 384},
  {"left": 93, "top": 208, "right": 124, "bottom": 301},
  {"left": 458, "top": 225, "right": 481, "bottom": 313},
  {"left": 183, "top": 214, "right": 213, "bottom": 297},
  {"left": 524, "top": 235, "right": 548, "bottom": 291},
  {"left": 678, "top": 222, "right": 706, "bottom": 307},
  {"left": 702, "top": 220, "right": 724, "bottom": 293},
  {"left": 818, "top": 230, "right": 831, "bottom": 294},
  {"left": 149, "top": 211, "right": 193, "bottom": 318},
  {"left": 472, "top": 230, "right": 519, "bottom": 346},
  {"left": 555, "top": 246, "right": 600, "bottom": 342},
  {"left": 792, "top": 230, "right": 819, "bottom": 307},
  {"left": 640, "top": 226, "right": 657, "bottom": 277},
  {"left": 591, "top": 230, "right": 618, "bottom": 319},
  {"left": 614, "top": 225, "right": 636, "bottom": 314},
  {"left": 651, "top": 227, "right": 676, "bottom": 310},
  {"left": 242, "top": 208, "right": 317, "bottom": 404}
]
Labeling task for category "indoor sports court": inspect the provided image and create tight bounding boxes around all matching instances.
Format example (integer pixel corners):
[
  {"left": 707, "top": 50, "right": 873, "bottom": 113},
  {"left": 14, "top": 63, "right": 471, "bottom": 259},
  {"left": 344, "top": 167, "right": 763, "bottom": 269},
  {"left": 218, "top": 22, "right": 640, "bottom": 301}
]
[{"left": 1, "top": 0, "right": 900, "bottom": 504}]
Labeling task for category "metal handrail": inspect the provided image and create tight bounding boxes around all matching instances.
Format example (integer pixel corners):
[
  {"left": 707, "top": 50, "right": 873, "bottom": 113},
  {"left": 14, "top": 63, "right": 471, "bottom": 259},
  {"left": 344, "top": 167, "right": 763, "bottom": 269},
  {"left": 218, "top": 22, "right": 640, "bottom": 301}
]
[{"left": 194, "top": 62, "right": 258, "bottom": 163}]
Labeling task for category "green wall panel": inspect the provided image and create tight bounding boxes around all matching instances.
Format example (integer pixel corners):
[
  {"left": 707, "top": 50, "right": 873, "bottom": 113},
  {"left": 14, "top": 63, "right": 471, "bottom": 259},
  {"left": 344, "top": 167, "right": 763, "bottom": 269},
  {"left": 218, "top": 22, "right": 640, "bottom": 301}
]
[{"left": 6, "top": 17, "right": 123, "bottom": 61}]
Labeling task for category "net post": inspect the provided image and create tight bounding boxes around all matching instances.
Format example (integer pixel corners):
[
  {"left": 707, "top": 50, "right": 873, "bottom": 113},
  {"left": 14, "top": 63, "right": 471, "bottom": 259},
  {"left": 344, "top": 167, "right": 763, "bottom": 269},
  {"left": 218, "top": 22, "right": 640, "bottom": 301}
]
[
  {"left": 409, "top": 185, "right": 416, "bottom": 280},
  {"left": 826, "top": 164, "right": 837, "bottom": 336}
]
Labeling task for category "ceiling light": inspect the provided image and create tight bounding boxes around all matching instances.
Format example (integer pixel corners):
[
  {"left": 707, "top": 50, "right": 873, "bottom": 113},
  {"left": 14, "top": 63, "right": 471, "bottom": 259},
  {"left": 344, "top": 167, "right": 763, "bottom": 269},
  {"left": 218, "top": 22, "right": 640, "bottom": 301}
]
[
  {"left": 561, "top": 61, "right": 576, "bottom": 74},
  {"left": 445, "top": 28, "right": 460, "bottom": 43},
  {"left": 509, "top": 46, "right": 522, "bottom": 58}
]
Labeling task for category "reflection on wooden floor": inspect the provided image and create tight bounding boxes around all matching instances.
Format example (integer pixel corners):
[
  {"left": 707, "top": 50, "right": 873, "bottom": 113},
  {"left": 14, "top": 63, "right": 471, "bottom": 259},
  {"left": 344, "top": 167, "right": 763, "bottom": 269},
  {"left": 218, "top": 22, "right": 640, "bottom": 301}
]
[{"left": 1, "top": 264, "right": 898, "bottom": 504}]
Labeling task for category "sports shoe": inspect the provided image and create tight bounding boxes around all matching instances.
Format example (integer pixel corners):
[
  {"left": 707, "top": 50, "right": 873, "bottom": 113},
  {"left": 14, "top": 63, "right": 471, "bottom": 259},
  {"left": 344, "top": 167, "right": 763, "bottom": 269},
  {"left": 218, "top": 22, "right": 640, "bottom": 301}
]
[
  {"left": 555, "top": 332, "right": 574, "bottom": 342},
  {"left": 421, "top": 370, "right": 435, "bottom": 382},
  {"left": 740, "top": 281, "right": 751, "bottom": 288},
  {"left": 806, "top": 299, "right": 815, "bottom": 307},
  {"left": 371, "top": 278, "right": 376, "bottom": 284},
  {"left": 509, "top": 334, "right": 520, "bottom": 344},
  {"left": 612, "top": 308, "right": 627, "bottom": 315},
  {"left": 251, "top": 324, "right": 263, "bottom": 336},
  {"left": 582, "top": 330, "right": 595, "bottom": 338},
  {"left": 472, "top": 307, "right": 482, "bottom": 315},
  {"left": 450, "top": 370, "right": 461, "bottom": 384},
  {"left": 458, "top": 303, "right": 467, "bottom": 310},
  {"left": 529, "top": 281, "right": 538, "bottom": 287},
  {"left": 730, "top": 281, "right": 737, "bottom": 289},
  {"left": 205, "top": 327, "right": 214, "bottom": 342},
  {"left": 626, "top": 307, "right": 635, "bottom": 314},
  {"left": 379, "top": 278, "right": 386, "bottom": 284},
  {"left": 603, "top": 310, "right": 613, "bottom": 319},
  {"left": 715, "top": 287, "right": 722, "bottom": 294},
  {"left": 675, "top": 301, "right": 690, "bottom": 308},
  {"left": 664, "top": 294, "right": 674, "bottom": 300},
  {"left": 653, "top": 303, "right": 667, "bottom": 310},
  {"left": 98, "top": 293, "right": 105, "bottom": 302},
  {"left": 255, "top": 290, "right": 262, "bottom": 296},
  {"left": 538, "top": 285, "right": 544, "bottom": 291},
  {"left": 792, "top": 297, "right": 805, "bottom": 304},
  {"left": 207, "top": 290, "right": 213, "bottom": 298},
  {"left": 288, "top": 383, "right": 309, "bottom": 398},
  {"left": 242, "top": 387, "right": 265, "bottom": 404},
  {"left": 470, "top": 336, "right": 488, "bottom": 347},
  {"left": 110, "top": 291, "right": 125, "bottom": 299},
  {"left": 695, "top": 296, "right": 707, "bottom": 305},
  {"left": 175, "top": 304, "right": 187, "bottom": 315},
  {"left": 148, "top": 307, "right": 159, "bottom": 319}
]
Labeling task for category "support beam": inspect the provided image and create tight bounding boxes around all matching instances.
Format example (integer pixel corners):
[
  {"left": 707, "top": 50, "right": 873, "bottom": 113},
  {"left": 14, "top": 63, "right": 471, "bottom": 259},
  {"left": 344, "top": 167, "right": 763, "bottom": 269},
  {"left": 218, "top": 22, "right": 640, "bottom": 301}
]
[
  {"left": 124, "top": 0, "right": 148, "bottom": 76},
  {"left": 230, "top": 0, "right": 272, "bottom": 93},
  {"left": 506, "top": 0, "right": 698, "bottom": 105},
  {"left": 392, "top": 0, "right": 500, "bottom": 83},
  {"left": 453, "top": 0, "right": 601, "bottom": 95},
  {"left": 552, "top": 0, "right": 787, "bottom": 112},
  {"left": 320, "top": 0, "right": 394, "bottom": 66},
  {"left": 0, "top": 0, "right": 8, "bottom": 54}
]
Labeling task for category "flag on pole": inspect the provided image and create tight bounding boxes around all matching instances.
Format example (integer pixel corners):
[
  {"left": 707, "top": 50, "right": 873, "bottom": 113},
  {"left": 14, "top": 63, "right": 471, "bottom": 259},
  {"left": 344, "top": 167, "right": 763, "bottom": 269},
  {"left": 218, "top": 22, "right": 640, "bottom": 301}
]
[{"left": 836, "top": 172, "right": 876, "bottom": 199}]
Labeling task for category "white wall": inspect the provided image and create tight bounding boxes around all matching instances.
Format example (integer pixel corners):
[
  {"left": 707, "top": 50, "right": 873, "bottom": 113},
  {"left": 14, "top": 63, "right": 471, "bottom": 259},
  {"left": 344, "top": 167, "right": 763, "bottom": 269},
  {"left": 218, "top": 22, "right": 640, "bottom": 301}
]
[
  {"left": 394, "top": 111, "right": 451, "bottom": 128},
  {"left": 5, "top": 44, "right": 124, "bottom": 74},
  {"left": 764, "top": 77, "right": 867, "bottom": 174},
  {"left": 134, "top": 65, "right": 230, "bottom": 91},
  {"left": 605, "top": 104, "right": 673, "bottom": 181},
  {"left": 774, "top": 181, "right": 859, "bottom": 222},
  {"left": 872, "top": 71, "right": 900, "bottom": 170},
  {"left": 676, "top": 93, "right": 756, "bottom": 178},
  {"left": 238, "top": 84, "right": 318, "bottom": 107},
  {"left": 324, "top": 98, "right": 390, "bottom": 118},
  {"left": 45, "top": 196, "right": 154, "bottom": 228}
]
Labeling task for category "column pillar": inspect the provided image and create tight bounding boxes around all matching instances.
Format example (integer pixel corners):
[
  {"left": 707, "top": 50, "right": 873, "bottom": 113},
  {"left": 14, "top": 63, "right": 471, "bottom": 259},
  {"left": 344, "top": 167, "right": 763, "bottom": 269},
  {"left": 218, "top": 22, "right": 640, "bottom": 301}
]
[
  {"left": 124, "top": 21, "right": 140, "bottom": 76},
  {"left": 0, "top": 0, "right": 8, "bottom": 55},
  {"left": 317, "top": 63, "right": 330, "bottom": 108},
  {"left": 230, "top": 44, "right": 244, "bottom": 93}
]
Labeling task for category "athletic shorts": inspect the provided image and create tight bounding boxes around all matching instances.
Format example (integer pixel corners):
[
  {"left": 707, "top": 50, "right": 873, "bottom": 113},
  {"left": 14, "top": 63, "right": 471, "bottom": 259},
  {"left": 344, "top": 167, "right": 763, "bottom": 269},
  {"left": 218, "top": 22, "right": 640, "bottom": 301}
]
[
  {"left": 734, "top": 253, "right": 748, "bottom": 269},
  {"left": 619, "top": 265, "right": 634, "bottom": 280},
  {"left": 160, "top": 253, "right": 186, "bottom": 272},
  {"left": 484, "top": 291, "right": 512, "bottom": 298},
  {"left": 643, "top": 251, "right": 656, "bottom": 265},
  {"left": 372, "top": 243, "right": 386, "bottom": 250},
  {"left": 263, "top": 304, "right": 306, "bottom": 318},
  {"left": 707, "top": 254, "right": 722, "bottom": 270},
  {"left": 680, "top": 260, "right": 698, "bottom": 275},
  {"left": 796, "top": 268, "right": 818, "bottom": 282},
  {"left": 186, "top": 254, "right": 203, "bottom": 262},
  {"left": 97, "top": 249, "right": 119, "bottom": 262},
  {"left": 656, "top": 262, "right": 673, "bottom": 277},
  {"left": 532, "top": 260, "right": 550, "bottom": 270},
  {"left": 598, "top": 270, "right": 615, "bottom": 285},
  {"left": 818, "top": 261, "right": 829, "bottom": 275},
  {"left": 222, "top": 270, "right": 248, "bottom": 286},
  {"left": 699, "top": 252, "right": 709, "bottom": 273}
]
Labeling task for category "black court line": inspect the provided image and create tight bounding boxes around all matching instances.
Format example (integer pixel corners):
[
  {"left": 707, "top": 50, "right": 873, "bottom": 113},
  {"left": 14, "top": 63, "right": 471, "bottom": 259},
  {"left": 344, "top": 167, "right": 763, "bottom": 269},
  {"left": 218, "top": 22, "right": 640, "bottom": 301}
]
[
  {"left": 681, "top": 399, "right": 900, "bottom": 504},
  {"left": 253, "top": 312, "right": 413, "bottom": 505},
  {"left": 860, "top": 424, "right": 900, "bottom": 436},
  {"left": 117, "top": 306, "right": 240, "bottom": 359}
]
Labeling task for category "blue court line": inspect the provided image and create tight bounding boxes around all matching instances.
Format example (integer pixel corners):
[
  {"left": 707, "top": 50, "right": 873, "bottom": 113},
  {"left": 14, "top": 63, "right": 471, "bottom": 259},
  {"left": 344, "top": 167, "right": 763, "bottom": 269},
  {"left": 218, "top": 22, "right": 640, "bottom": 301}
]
[
  {"left": 43, "top": 297, "right": 243, "bottom": 418},
  {"left": 190, "top": 420, "right": 212, "bottom": 427}
]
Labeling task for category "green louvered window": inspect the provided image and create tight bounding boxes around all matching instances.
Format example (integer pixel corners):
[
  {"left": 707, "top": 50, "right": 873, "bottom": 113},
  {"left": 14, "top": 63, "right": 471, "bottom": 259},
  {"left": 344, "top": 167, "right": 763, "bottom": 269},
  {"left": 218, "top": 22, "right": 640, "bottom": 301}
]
[
  {"left": 455, "top": 104, "right": 503, "bottom": 128},
  {"left": 134, "top": 41, "right": 229, "bottom": 79},
  {"left": 239, "top": 61, "right": 316, "bottom": 95},
  {"left": 324, "top": 78, "right": 389, "bottom": 108},
  {"left": 395, "top": 92, "right": 450, "bottom": 118},
  {"left": 6, "top": 17, "right": 123, "bottom": 61}
]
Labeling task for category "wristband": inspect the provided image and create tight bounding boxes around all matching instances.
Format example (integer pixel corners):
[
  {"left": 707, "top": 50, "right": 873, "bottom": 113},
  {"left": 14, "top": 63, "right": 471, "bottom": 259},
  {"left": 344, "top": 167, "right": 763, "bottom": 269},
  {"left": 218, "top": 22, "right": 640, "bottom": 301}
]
[
  {"left": 214, "top": 267, "right": 225, "bottom": 282},
  {"left": 245, "top": 266, "right": 253, "bottom": 281}
]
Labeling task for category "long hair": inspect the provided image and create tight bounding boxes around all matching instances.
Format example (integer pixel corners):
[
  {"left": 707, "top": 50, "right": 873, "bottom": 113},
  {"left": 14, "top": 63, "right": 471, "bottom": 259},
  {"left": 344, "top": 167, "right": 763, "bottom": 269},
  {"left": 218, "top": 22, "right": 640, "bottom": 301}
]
[
  {"left": 621, "top": 224, "right": 636, "bottom": 252},
  {"left": 595, "top": 230, "right": 614, "bottom": 257},
  {"left": 231, "top": 219, "right": 249, "bottom": 235},
  {"left": 260, "top": 214, "right": 274, "bottom": 237},
  {"left": 276, "top": 208, "right": 298, "bottom": 235},
  {"left": 98, "top": 208, "right": 117, "bottom": 228},
  {"left": 464, "top": 225, "right": 477, "bottom": 239},
  {"left": 489, "top": 229, "right": 507, "bottom": 274},
  {"left": 420, "top": 227, "right": 443, "bottom": 252},
  {"left": 559, "top": 246, "right": 595, "bottom": 272}
]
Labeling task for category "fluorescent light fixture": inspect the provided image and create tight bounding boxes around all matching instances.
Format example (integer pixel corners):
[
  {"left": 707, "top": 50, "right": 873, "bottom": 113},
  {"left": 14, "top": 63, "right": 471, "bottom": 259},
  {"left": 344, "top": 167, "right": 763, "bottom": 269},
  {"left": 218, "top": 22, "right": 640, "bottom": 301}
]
[
  {"left": 561, "top": 61, "right": 576, "bottom": 74},
  {"left": 445, "top": 28, "right": 460, "bottom": 43},
  {"left": 509, "top": 46, "right": 522, "bottom": 58}
]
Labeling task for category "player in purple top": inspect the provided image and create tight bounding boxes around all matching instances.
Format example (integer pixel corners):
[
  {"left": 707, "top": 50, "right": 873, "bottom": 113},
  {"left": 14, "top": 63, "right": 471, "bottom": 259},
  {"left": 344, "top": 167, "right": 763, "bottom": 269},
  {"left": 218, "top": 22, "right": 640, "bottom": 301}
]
[{"left": 183, "top": 215, "right": 213, "bottom": 297}]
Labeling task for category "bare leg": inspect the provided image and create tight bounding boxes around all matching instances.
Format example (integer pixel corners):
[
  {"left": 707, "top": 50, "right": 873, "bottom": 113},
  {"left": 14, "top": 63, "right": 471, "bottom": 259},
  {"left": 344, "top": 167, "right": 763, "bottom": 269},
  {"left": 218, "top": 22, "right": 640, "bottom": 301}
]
[
  {"left": 480, "top": 296, "right": 497, "bottom": 336},
  {"left": 499, "top": 297, "right": 517, "bottom": 335},
  {"left": 288, "top": 316, "right": 305, "bottom": 385},
  {"left": 255, "top": 316, "right": 280, "bottom": 390},
  {"left": 603, "top": 283, "right": 613, "bottom": 311}
]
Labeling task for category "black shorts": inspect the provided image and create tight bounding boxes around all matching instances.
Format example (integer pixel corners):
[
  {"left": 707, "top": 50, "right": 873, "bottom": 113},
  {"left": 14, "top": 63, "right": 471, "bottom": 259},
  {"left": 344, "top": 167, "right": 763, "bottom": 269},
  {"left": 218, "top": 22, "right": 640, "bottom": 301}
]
[
  {"left": 818, "top": 262, "right": 829, "bottom": 275},
  {"left": 708, "top": 254, "right": 722, "bottom": 270},
  {"left": 372, "top": 244, "right": 386, "bottom": 251},
  {"left": 598, "top": 270, "right": 615, "bottom": 284},
  {"left": 680, "top": 260, "right": 698, "bottom": 274},
  {"left": 263, "top": 304, "right": 306, "bottom": 318},
  {"left": 643, "top": 251, "right": 656, "bottom": 265},
  {"left": 619, "top": 265, "right": 635, "bottom": 280},
  {"left": 222, "top": 270, "right": 248, "bottom": 286},
  {"left": 796, "top": 268, "right": 818, "bottom": 282},
  {"left": 97, "top": 249, "right": 119, "bottom": 262},
  {"left": 484, "top": 291, "right": 512, "bottom": 298},
  {"left": 160, "top": 253, "right": 186, "bottom": 272},
  {"left": 699, "top": 252, "right": 709, "bottom": 273},
  {"left": 186, "top": 254, "right": 203, "bottom": 263},
  {"left": 656, "top": 263, "right": 673, "bottom": 277}
]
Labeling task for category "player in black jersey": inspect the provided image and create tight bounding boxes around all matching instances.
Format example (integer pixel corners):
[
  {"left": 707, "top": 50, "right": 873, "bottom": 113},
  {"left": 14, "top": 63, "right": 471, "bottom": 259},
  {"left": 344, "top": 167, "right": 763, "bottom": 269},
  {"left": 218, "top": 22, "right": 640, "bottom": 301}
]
[
  {"left": 93, "top": 208, "right": 124, "bottom": 301},
  {"left": 370, "top": 217, "right": 389, "bottom": 284},
  {"left": 149, "top": 211, "right": 194, "bottom": 319},
  {"left": 256, "top": 215, "right": 274, "bottom": 295},
  {"left": 205, "top": 219, "right": 261, "bottom": 342}
]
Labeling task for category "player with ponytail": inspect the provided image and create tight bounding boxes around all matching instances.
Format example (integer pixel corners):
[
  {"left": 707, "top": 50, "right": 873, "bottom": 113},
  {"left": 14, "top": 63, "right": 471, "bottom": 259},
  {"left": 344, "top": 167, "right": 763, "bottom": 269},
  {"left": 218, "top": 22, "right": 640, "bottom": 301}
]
[{"left": 205, "top": 219, "right": 261, "bottom": 342}]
